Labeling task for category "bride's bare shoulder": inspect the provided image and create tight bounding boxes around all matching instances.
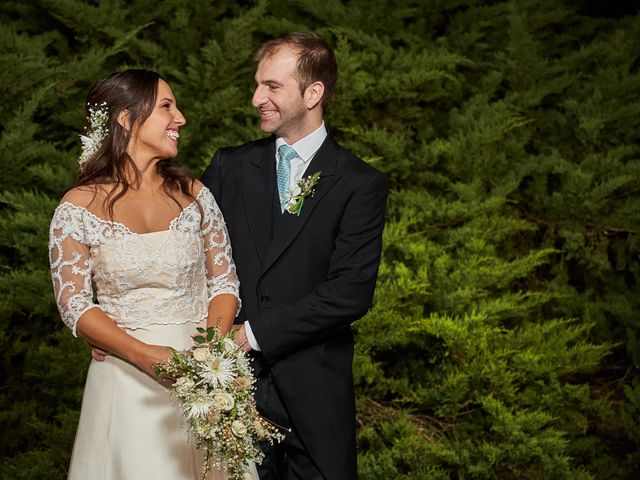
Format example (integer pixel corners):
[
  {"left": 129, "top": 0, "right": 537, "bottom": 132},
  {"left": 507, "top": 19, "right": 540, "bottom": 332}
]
[
  {"left": 60, "top": 184, "right": 110, "bottom": 208},
  {"left": 191, "top": 179, "right": 205, "bottom": 196}
]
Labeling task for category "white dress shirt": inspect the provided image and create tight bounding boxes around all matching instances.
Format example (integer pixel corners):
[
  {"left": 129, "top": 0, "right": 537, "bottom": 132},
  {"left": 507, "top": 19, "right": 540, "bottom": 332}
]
[{"left": 245, "top": 122, "right": 328, "bottom": 351}]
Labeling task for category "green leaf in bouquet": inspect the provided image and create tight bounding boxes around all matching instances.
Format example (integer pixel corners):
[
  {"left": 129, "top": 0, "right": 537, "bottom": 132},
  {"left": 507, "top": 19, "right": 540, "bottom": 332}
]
[
  {"left": 206, "top": 327, "right": 215, "bottom": 342},
  {"left": 171, "top": 349, "right": 187, "bottom": 363}
]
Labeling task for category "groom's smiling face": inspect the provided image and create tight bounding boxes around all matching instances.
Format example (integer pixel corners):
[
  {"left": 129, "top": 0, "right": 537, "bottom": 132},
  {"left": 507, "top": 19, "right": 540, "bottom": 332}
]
[{"left": 252, "top": 45, "right": 313, "bottom": 145}]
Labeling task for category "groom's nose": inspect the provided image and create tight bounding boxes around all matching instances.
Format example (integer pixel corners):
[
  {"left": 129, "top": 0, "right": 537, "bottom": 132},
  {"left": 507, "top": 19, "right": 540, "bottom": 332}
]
[{"left": 252, "top": 85, "right": 266, "bottom": 107}]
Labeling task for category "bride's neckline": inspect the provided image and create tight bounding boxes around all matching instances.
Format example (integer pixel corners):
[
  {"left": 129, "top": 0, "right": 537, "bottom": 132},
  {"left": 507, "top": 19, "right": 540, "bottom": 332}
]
[{"left": 58, "top": 188, "right": 204, "bottom": 236}]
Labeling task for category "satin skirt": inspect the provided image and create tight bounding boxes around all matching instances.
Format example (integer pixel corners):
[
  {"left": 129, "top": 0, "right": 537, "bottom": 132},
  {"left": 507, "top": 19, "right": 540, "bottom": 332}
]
[{"left": 67, "top": 321, "right": 258, "bottom": 480}]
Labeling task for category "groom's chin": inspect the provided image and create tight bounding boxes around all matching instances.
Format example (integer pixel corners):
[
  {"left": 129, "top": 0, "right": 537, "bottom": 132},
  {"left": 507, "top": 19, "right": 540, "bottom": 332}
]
[
  {"left": 258, "top": 114, "right": 280, "bottom": 132},
  {"left": 259, "top": 122, "right": 277, "bottom": 134}
]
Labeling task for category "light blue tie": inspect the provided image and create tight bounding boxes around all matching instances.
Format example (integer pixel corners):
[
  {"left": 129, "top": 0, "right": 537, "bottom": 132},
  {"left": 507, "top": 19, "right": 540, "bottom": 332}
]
[{"left": 277, "top": 144, "right": 297, "bottom": 212}]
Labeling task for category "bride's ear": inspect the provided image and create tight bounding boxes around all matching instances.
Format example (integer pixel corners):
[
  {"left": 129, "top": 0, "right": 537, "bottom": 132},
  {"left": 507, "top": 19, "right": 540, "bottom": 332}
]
[{"left": 117, "top": 109, "right": 131, "bottom": 131}]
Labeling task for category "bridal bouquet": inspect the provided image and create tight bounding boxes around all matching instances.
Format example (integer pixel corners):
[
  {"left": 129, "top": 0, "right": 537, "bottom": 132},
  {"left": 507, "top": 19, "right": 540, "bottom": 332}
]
[{"left": 155, "top": 327, "right": 284, "bottom": 480}]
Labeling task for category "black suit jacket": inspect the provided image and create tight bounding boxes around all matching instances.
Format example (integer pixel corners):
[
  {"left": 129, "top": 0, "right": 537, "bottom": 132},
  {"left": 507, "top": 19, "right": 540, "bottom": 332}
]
[{"left": 202, "top": 134, "right": 387, "bottom": 480}]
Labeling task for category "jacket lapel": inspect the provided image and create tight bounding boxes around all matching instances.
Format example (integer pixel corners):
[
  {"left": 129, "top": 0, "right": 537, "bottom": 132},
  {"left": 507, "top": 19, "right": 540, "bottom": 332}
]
[
  {"left": 260, "top": 136, "right": 341, "bottom": 277},
  {"left": 242, "top": 140, "right": 276, "bottom": 264}
]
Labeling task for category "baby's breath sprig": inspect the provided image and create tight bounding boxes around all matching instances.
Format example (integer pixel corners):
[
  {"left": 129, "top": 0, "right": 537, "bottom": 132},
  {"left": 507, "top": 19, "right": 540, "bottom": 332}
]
[
  {"left": 286, "top": 170, "right": 322, "bottom": 216},
  {"left": 78, "top": 102, "right": 109, "bottom": 170}
]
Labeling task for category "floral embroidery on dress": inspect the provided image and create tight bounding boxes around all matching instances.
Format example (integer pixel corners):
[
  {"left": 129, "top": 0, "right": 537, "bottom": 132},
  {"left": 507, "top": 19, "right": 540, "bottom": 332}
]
[{"left": 49, "top": 187, "right": 240, "bottom": 336}]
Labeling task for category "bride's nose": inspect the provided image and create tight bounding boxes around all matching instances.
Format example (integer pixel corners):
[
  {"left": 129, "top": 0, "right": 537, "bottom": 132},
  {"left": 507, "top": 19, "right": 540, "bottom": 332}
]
[{"left": 174, "top": 108, "right": 186, "bottom": 126}]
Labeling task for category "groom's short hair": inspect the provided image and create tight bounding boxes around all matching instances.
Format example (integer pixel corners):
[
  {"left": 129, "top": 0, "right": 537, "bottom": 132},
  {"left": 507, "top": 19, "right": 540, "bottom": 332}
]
[{"left": 254, "top": 32, "right": 338, "bottom": 110}]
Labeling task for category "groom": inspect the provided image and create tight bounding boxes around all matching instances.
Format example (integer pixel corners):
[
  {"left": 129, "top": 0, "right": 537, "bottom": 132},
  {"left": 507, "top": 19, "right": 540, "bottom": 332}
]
[{"left": 202, "top": 32, "right": 387, "bottom": 480}]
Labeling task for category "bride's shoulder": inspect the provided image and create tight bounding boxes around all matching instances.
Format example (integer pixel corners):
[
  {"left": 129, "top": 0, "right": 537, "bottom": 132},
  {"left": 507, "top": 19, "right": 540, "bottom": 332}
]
[
  {"left": 60, "top": 184, "right": 108, "bottom": 209},
  {"left": 191, "top": 180, "right": 214, "bottom": 201},
  {"left": 191, "top": 179, "right": 205, "bottom": 195}
]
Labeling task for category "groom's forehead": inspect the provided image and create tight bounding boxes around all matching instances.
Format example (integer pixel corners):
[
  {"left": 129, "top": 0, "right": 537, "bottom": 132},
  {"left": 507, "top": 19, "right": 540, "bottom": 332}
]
[
  {"left": 257, "top": 46, "right": 299, "bottom": 70},
  {"left": 255, "top": 54, "right": 300, "bottom": 83}
]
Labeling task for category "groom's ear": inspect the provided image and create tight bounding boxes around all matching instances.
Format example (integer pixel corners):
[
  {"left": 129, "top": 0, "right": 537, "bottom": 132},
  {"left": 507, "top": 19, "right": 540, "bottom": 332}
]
[{"left": 304, "top": 81, "right": 325, "bottom": 110}]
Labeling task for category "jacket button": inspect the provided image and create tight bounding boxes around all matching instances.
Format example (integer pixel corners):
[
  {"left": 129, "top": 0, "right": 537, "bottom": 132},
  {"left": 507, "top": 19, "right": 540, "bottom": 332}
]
[{"left": 260, "top": 294, "right": 271, "bottom": 303}]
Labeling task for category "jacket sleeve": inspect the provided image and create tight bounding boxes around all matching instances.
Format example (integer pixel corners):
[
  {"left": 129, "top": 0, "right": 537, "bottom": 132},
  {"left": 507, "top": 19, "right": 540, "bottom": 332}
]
[
  {"left": 201, "top": 149, "right": 223, "bottom": 199},
  {"left": 251, "top": 170, "right": 388, "bottom": 364}
]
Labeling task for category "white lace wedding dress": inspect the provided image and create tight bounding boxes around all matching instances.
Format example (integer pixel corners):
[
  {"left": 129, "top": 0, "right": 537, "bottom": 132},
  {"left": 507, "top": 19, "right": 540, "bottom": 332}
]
[{"left": 49, "top": 187, "right": 257, "bottom": 480}]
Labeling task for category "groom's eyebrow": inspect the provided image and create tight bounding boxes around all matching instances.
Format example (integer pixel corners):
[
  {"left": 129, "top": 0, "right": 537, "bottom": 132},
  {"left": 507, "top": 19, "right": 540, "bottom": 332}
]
[{"left": 256, "top": 78, "right": 284, "bottom": 87}]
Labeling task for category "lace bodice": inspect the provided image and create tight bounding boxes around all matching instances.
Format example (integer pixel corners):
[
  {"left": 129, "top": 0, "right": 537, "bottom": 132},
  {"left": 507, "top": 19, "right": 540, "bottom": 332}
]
[{"left": 49, "top": 187, "right": 239, "bottom": 336}]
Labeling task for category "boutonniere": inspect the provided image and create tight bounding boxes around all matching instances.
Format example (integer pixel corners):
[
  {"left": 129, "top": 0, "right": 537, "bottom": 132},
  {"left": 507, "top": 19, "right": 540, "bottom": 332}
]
[{"left": 285, "top": 171, "right": 322, "bottom": 216}]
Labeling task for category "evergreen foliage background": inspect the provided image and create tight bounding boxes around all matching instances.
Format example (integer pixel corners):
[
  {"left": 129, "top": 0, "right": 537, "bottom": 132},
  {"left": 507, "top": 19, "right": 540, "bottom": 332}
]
[{"left": 1, "top": 0, "right": 638, "bottom": 478}]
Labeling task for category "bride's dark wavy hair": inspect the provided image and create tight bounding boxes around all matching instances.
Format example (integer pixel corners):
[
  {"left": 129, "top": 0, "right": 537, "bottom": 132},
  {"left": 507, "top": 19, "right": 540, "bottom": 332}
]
[{"left": 71, "top": 69, "right": 197, "bottom": 217}]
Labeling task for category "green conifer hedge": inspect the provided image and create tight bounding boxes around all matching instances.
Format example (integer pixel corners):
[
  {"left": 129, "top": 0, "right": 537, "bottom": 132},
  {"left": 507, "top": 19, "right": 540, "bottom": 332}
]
[{"left": 1, "top": 0, "right": 638, "bottom": 478}]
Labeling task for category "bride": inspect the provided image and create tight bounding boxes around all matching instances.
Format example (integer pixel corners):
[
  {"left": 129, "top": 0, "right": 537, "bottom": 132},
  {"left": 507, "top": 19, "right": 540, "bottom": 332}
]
[{"left": 48, "top": 69, "right": 256, "bottom": 479}]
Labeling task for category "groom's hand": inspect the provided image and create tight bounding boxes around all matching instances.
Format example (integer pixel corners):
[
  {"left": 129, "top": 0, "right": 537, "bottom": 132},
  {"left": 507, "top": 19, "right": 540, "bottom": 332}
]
[
  {"left": 91, "top": 346, "right": 109, "bottom": 362},
  {"left": 232, "top": 324, "right": 251, "bottom": 353}
]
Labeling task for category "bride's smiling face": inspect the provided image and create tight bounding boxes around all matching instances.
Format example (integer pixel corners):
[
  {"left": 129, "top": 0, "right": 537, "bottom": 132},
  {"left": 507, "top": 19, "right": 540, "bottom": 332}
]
[{"left": 128, "top": 79, "right": 186, "bottom": 160}]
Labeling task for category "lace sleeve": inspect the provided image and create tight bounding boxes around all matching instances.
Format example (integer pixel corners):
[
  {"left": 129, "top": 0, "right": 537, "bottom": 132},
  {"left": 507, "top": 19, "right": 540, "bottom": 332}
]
[
  {"left": 199, "top": 187, "right": 241, "bottom": 311},
  {"left": 49, "top": 203, "right": 97, "bottom": 336}
]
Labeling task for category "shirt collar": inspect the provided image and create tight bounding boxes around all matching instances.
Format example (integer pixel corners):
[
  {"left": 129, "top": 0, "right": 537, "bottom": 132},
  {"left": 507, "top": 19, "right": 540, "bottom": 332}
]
[{"left": 276, "top": 122, "right": 327, "bottom": 164}]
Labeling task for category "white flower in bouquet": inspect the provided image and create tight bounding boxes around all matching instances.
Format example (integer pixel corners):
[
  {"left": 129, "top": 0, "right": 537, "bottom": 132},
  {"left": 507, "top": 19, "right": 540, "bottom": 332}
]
[
  {"left": 231, "top": 420, "right": 248, "bottom": 437},
  {"left": 235, "top": 351, "right": 252, "bottom": 375},
  {"left": 200, "top": 355, "right": 235, "bottom": 388},
  {"left": 212, "top": 392, "right": 235, "bottom": 411},
  {"left": 224, "top": 337, "right": 238, "bottom": 352},
  {"left": 175, "top": 377, "right": 195, "bottom": 395},
  {"left": 187, "top": 394, "right": 216, "bottom": 419},
  {"left": 193, "top": 346, "right": 211, "bottom": 362}
]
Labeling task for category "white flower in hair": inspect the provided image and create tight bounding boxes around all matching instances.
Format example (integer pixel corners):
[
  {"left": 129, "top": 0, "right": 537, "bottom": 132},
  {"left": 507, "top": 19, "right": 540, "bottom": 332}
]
[{"left": 78, "top": 102, "right": 109, "bottom": 170}]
